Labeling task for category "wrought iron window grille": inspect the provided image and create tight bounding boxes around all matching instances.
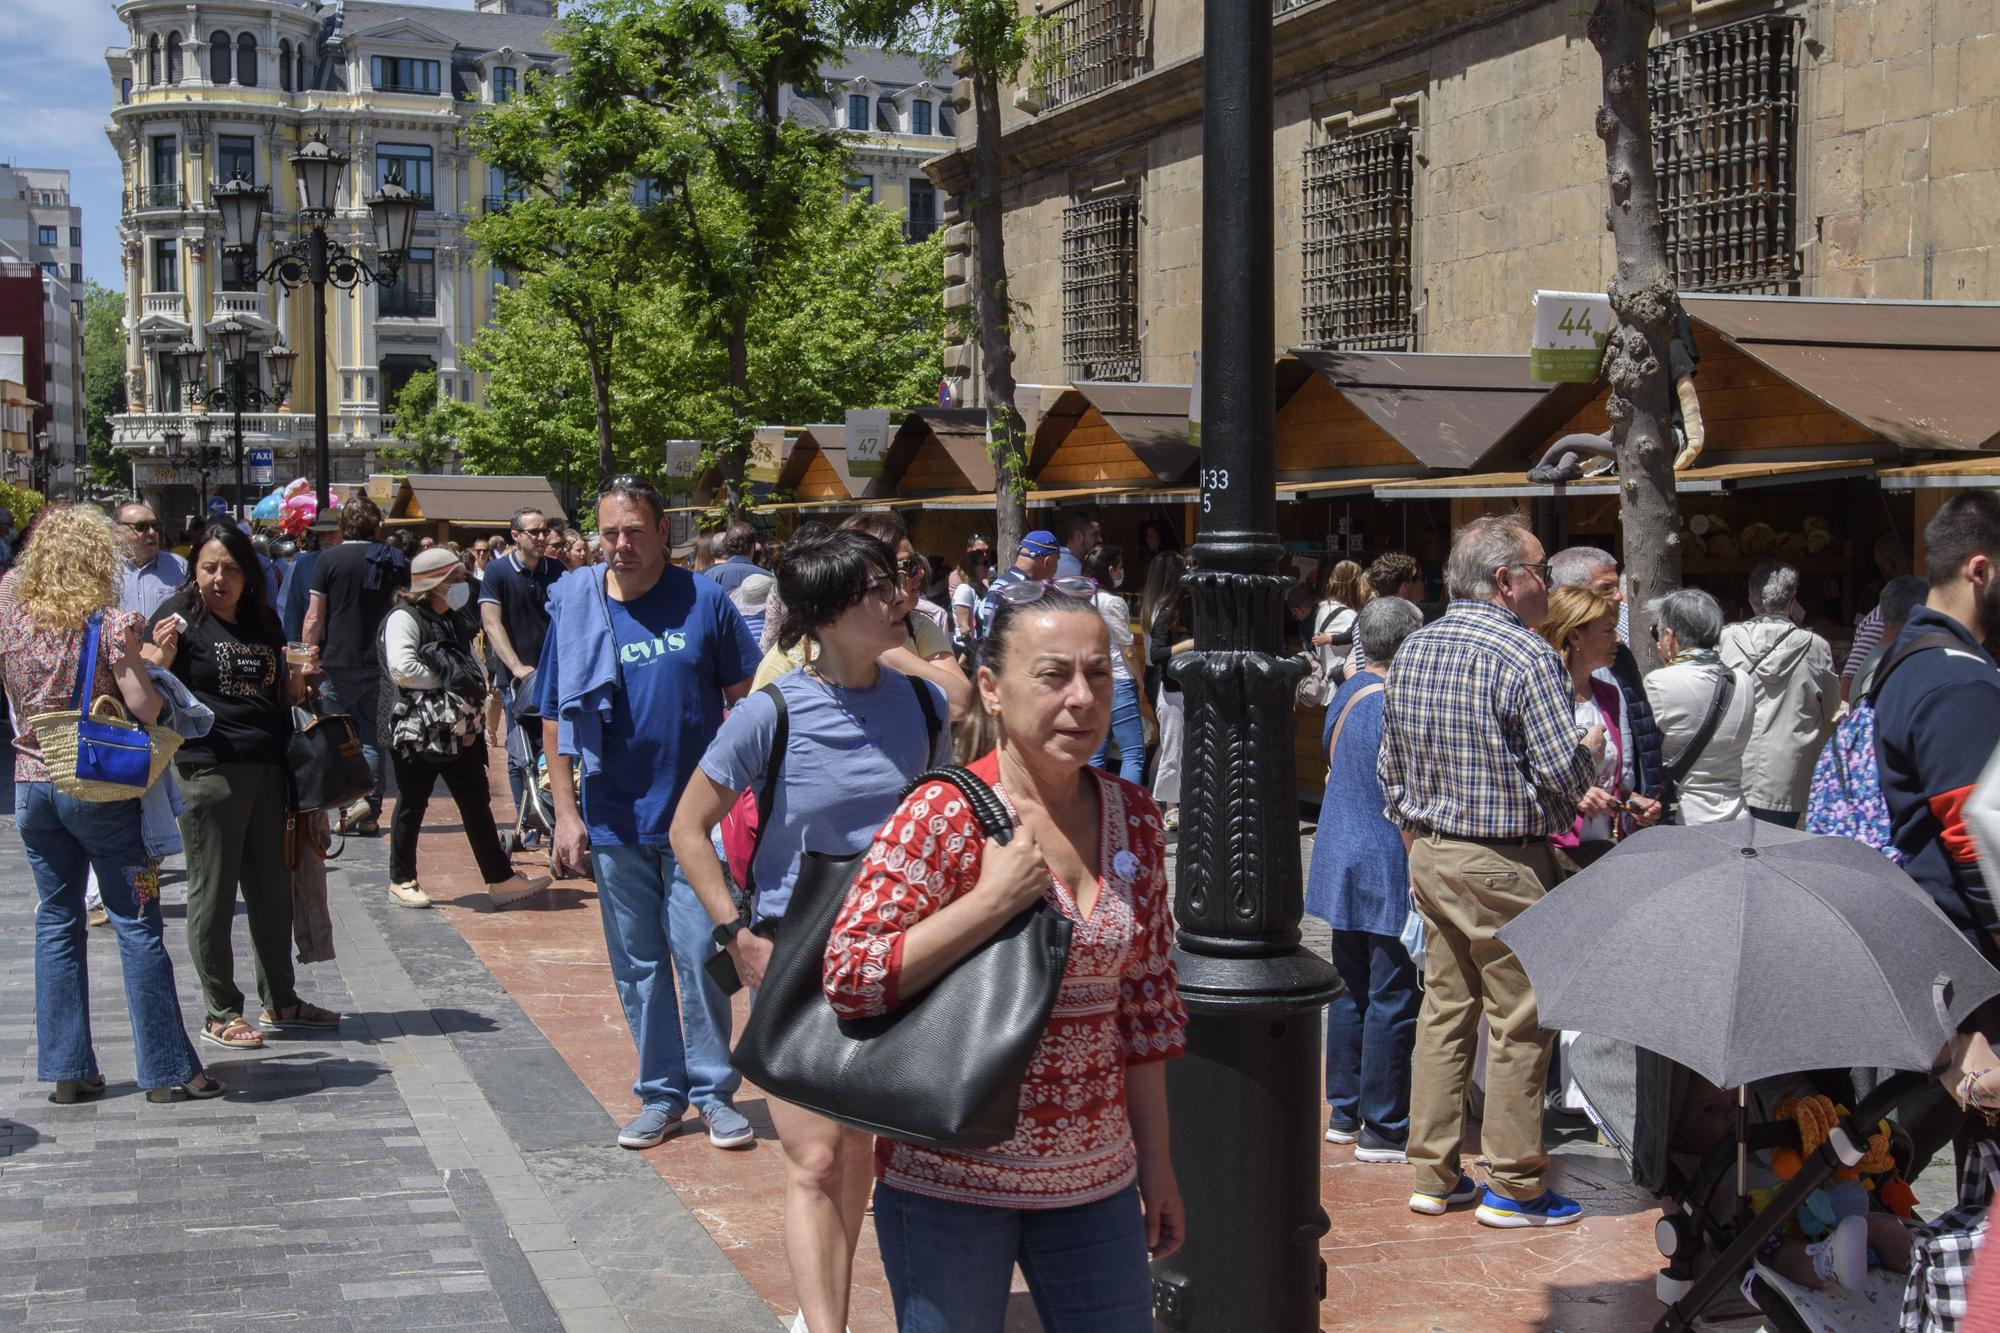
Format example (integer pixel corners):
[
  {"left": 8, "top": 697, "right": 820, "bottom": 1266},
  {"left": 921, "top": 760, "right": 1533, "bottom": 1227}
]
[
  {"left": 1062, "top": 193, "right": 1141, "bottom": 382},
  {"left": 1650, "top": 13, "right": 1804, "bottom": 295},
  {"left": 1301, "top": 125, "right": 1415, "bottom": 351},
  {"left": 1036, "top": 0, "right": 1144, "bottom": 113}
]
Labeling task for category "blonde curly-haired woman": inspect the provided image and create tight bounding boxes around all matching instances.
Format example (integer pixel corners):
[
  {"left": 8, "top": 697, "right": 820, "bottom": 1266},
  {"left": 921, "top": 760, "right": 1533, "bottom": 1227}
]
[{"left": 0, "top": 505, "right": 217, "bottom": 1104}]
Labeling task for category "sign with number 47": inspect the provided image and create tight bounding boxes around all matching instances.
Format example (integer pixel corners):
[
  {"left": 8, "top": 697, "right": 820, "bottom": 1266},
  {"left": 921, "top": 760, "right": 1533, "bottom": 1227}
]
[{"left": 1531, "top": 290, "right": 1615, "bottom": 383}]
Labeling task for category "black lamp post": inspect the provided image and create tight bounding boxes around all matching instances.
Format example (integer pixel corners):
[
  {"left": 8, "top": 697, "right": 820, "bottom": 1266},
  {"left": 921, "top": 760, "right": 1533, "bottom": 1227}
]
[
  {"left": 175, "top": 321, "right": 294, "bottom": 521},
  {"left": 159, "top": 420, "right": 224, "bottom": 518},
  {"left": 213, "top": 130, "right": 419, "bottom": 510},
  {"left": 1151, "top": 5, "right": 1341, "bottom": 1330}
]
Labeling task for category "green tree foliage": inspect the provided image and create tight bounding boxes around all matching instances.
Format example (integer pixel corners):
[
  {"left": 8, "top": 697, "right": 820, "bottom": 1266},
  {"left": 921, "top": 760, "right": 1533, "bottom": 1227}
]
[
  {"left": 80, "top": 282, "right": 131, "bottom": 491},
  {"left": 457, "top": 194, "right": 944, "bottom": 511},
  {"left": 380, "top": 370, "right": 465, "bottom": 475}
]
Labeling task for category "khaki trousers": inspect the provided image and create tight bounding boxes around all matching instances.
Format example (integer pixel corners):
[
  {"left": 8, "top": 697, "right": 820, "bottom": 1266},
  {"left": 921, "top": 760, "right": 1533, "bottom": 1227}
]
[{"left": 1406, "top": 832, "right": 1555, "bottom": 1201}]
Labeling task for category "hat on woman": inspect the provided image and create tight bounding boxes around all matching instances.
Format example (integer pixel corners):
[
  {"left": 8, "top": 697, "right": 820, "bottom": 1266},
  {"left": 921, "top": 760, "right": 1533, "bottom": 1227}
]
[{"left": 409, "top": 546, "right": 460, "bottom": 596}]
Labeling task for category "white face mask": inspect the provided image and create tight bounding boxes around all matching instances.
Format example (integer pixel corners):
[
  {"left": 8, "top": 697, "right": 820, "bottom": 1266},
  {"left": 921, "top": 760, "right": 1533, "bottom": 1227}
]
[{"left": 443, "top": 582, "right": 470, "bottom": 611}]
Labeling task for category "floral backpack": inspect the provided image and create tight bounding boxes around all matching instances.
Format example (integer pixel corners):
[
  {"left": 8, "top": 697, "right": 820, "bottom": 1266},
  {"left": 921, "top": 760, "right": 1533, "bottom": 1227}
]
[{"left": 1804, "top": 632, "right": 1958, "bottom": 860}]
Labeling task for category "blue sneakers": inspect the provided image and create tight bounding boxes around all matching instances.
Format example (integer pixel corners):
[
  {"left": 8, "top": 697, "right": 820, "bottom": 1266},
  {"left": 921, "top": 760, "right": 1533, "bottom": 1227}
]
[
  {"left": 1408, "top": 1173, "right": 1480, "bottom": 1215},
  {"left": 701, "top": 1103, "right": 754, "bottom": 1150},
  {"left": 1475, "top": 1187, "right": 1583, "bottom": 1228},
  {"left": 617, "top": 1102, "right": 685, "bottom": 1149}
]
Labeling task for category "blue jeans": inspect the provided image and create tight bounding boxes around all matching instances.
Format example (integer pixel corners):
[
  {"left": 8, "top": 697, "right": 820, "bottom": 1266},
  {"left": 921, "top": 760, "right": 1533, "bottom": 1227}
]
[
  {"left": 319, "top": 670, "right": 385, "bottom": 813},
  {"left": 1090, "top": 676, "right": 1147, "bottom": 784},
  {"left": 16, "top": 783, "right": 202, "bottom": 1089},
  {"left": 590, "top": 842, "right": 738, "bottom": 1113},
  {"left": 1325, "top": 928, "right": 1419, "bottom": 1144},
  {"left": 875, "top": 1181, "right": 1154, "bottom": 1333}
]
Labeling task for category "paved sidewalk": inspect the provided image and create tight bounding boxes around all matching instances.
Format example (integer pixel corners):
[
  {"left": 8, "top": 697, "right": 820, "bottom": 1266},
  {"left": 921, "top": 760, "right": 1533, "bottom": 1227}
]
[
  {"left": 0, "top": 808, "right": 773, "bottom": 1332},
  {"left": 407, "top": 761, "right": 1682, "bottom": 1332}
]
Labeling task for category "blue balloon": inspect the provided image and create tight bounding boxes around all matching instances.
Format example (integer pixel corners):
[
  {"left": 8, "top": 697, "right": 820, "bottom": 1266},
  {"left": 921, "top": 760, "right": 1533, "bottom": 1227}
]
[{"left": 252, "top": 492, "right": 283, "bottom": 519}]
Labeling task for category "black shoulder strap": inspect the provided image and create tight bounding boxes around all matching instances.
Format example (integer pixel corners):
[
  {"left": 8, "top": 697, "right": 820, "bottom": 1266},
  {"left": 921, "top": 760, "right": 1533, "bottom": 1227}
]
[
  {"left": 738, "top": 682, "right": 789, "bottom": 912},
  {"left": 1865, "top": 632, "right": 1967, "bottom": 707},
  {"left": 909, "top": 673, "right": 942, "bottom": 759},
  {"left": 901, "top": 764, "right": 1015, "bottom": 845},
  {"left": 1663, "top": 662, "right": 1735, "bottom": 790}
]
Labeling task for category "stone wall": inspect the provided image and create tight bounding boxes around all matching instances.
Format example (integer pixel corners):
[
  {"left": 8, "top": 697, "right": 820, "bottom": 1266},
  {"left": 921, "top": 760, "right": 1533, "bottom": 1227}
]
[{"left": 950, "top": 0, "right": 1999, "bottom": 394}]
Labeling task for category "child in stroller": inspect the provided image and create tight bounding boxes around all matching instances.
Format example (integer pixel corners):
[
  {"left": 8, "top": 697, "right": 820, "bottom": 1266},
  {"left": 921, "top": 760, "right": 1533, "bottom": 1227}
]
[{"left": 1566, "top": 1034, "right": 1993, "bottom": 1332}]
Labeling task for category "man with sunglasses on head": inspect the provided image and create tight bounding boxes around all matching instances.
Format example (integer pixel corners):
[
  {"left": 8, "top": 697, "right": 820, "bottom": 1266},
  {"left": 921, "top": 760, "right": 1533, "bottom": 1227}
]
[
  {"left": 976, "top": 529, "right": 1063, "bottom": 638},
  {"left": 116, "top": 502, "right": 186, "bottom": 617}
]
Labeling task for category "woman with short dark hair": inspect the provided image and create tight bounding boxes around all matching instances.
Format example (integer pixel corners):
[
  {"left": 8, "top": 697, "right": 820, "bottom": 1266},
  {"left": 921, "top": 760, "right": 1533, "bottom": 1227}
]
[
  {"left": 825, "top": 582, "right": 1188, "bottom": 1332},
  {"left": 147, "top": 522, "right": 336, "bottom": 1050},
  {"left": 671, "top": 527, "right": 950, "bottom": 1333}
]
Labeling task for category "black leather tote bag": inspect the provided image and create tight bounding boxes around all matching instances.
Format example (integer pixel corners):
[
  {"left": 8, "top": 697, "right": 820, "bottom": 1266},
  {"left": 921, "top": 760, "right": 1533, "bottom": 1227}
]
[
  {"left": 287, "top": 700, "right": 374, "bottom": 814},
  {"left": 731, "top": 765, "right": 1073, "bottom": 1149}
]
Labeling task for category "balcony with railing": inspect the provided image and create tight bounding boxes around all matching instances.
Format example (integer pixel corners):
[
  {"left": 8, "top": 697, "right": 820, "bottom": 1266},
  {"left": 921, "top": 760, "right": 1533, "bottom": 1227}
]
[
  {"left": 482, "top": 194, "right": 522, "bottom": 214},
  {"left": 211, "top": 291, "right": 267, "bottom": 321},
  {"left": 1035, "top": 0, "right": 1144, "bottom": 113},
  {"left": 128, "top": 183, "right": 186, "bottom": 212},
  {"left": 378, "top": 286, "right": 438, "bottom": 320},
  {"left": 140, "top": 291, "right": 188, "bottom": 322}
]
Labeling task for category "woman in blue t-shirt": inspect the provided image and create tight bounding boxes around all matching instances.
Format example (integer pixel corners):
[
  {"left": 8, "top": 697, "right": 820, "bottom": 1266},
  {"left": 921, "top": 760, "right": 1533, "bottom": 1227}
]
[{"left": 670, "top": 528, "right": 948, "bottom": 1333}]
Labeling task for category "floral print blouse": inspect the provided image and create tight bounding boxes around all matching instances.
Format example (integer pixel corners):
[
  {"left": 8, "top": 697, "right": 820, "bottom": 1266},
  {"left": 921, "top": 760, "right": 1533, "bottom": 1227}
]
[{"left": 823, "top": 749, "right": 1187, "bottom": 1209}]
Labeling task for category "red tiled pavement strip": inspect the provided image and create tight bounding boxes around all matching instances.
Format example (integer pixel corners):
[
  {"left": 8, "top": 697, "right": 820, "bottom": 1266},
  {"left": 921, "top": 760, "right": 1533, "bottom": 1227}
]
[{"left": 387, "top": 756, "right": 1671, "bottom": 1332}]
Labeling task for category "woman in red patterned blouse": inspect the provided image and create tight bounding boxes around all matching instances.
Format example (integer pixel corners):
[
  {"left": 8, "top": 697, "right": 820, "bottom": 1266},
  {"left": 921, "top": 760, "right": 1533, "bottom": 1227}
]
[{"left": 823, "top": 582, "right": 1187, "bottom": 1333}]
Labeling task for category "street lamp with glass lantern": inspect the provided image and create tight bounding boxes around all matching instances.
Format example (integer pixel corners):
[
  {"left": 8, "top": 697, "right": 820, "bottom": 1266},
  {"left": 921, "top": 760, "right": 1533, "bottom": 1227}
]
[
  {"left": 212, "top": 129, "right": 414, "bottom": 510},
  {"left": 176, "top": 318, "right": 294, "bottom": 521}
]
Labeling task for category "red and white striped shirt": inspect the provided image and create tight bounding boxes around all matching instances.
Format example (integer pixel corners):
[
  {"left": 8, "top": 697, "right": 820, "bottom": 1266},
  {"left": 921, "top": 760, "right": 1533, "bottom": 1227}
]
[{"left": 823, "top": 750, "right": 1187, "bottom": 1209}]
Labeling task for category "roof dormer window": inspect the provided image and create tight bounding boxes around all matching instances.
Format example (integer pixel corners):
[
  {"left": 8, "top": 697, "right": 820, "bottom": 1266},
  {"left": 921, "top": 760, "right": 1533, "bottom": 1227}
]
[{"left": 911, "top": 99, "right": 931, "bottom": 135}]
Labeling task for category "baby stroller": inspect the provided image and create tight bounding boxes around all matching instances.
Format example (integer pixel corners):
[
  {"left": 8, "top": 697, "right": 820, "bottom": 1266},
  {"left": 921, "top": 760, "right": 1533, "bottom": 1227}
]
[
  {"left": 1568, "top": 1034, "right": 1936, "bottom": 1332},
  {"left": 500, "top": 674, "right": 552, "bottom": 856}
]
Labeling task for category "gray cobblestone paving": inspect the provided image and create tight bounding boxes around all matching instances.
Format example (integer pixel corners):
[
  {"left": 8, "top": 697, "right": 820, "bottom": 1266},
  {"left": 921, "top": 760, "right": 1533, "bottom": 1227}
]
[{"left": 0, "top": 818, "right": 775, "bottom": 1332}]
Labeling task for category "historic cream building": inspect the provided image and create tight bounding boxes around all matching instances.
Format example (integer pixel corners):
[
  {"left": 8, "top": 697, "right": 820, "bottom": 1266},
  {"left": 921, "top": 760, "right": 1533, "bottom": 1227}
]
[
  {"left": 930, "top": 0, "right": 2000, "bottom": 392},
  {"left": 104, "top": 0, "right": 561, "bottom": 514}
]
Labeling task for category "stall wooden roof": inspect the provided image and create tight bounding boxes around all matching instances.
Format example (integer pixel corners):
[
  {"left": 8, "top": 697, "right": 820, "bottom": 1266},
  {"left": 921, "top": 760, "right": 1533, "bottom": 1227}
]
[
  {"left": 387, "top": 474, "right": 567, "bottom": 527},
  {"left": 1374, "top": 456, "right": 1877, "bottom": 500},
  {"left": 888, "top": 408, "right": 998, "bottom": 495},
  {"left": 1285, "top": 350, "right": 1584, "bottom": 473},
  {"left": 1681, "top": 294, "right": 2000, "bottom": 454},
  {"left": 775, "top": 425, "right": 855, "bottom": 502},
  {"left": 1028, "top": 382, "right": 1196, "bottom": 489}
]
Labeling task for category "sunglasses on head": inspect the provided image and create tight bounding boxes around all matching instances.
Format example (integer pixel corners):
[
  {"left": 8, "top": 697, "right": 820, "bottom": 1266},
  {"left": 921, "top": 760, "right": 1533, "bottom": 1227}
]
[{"left": 993, "top": 576, "right": 1097, "bottom": 608}]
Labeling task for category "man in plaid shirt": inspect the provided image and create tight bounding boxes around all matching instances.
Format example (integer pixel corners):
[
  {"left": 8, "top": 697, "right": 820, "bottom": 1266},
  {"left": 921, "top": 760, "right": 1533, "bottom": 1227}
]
[{"left": 1378, "top": 513, "right": 1602, "bottom": 1229}]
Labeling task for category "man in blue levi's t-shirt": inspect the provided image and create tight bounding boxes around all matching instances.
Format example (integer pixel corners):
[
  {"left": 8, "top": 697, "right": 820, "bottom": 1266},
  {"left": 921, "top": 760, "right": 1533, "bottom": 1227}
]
[{"left": 537, "top": 478, "right": 759, "bottom": 1152}]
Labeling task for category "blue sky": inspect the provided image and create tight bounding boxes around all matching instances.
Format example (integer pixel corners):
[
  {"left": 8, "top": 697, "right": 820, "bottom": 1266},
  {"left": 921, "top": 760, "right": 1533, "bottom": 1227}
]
[{"left": 0, "top": 0, "right": 477, "bottom": 294}]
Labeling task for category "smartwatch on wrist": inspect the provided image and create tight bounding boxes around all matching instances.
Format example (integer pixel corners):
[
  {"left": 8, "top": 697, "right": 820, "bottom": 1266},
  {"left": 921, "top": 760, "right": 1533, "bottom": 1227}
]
[{"left": 712, "top": 916, "right": 747, "bottom": 950}]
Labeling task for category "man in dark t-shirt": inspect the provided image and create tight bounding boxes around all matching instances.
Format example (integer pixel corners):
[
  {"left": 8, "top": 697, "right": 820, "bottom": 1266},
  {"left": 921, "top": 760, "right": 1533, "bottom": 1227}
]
[
  {"left": 480, "top": 505, "right": 565, "bottom": 832},
  {"left": 302, "top": 495, "right": 409, "bottom": 832}
]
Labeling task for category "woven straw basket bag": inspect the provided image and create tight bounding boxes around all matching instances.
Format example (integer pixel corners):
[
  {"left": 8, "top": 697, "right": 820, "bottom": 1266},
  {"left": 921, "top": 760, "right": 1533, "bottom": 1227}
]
[{"left": 28, "top": 693, "right": 182, "bottom": 802}]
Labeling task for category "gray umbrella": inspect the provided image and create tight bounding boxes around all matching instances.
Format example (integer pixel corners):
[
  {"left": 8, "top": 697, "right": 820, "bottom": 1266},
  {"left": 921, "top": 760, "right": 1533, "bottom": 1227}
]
[{"left": 1497, "top": 817, "right": 2000, "bottom": 1089}]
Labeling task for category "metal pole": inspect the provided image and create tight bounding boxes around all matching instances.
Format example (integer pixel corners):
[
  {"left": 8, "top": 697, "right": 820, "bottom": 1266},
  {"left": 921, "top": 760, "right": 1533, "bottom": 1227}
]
[
  {"left": 310, "top": 225, "right": 330, "bottom": 511},
  {"left": 232, "top": 359, "right": 247, "bottom": 524},
  {"left": 1150, "top": 4, "right": 1340, "bottom": 1330}
]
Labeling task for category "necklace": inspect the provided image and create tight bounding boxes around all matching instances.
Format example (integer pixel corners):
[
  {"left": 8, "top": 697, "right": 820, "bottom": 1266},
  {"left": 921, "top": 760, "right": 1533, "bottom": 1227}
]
[{"left": 803, "top": 661, "right": 872, "bottom": 729}]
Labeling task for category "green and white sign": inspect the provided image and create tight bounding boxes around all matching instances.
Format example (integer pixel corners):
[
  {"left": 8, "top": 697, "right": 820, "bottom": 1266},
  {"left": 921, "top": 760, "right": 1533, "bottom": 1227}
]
[
  {"left": 846, "top": 409, "right": 892, "bottom": 477},
  {"left": 1531, "top": 290, "right": 1614, "bottom": 383}
]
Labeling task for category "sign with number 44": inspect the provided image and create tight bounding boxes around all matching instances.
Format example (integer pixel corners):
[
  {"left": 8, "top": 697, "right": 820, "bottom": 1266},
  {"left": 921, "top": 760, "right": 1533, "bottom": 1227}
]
[{"left": 1531, "top": 290, "right": 1615, "bottom": 383}]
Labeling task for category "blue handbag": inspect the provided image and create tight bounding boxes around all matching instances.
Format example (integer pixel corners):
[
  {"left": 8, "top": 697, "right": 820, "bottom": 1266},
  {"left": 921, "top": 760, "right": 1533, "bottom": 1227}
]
[{"left": 25, "top": 613, "right": 178, "bottom": 801}]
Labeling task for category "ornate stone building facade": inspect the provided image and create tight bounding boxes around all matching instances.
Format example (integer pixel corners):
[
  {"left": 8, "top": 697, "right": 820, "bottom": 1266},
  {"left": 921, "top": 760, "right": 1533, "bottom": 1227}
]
[
  {"left": 104, "top": 0, "right": 560, "bottom": 514},
  {"left": 929, "top": 0, "right": 2000, "bottom": 396}
]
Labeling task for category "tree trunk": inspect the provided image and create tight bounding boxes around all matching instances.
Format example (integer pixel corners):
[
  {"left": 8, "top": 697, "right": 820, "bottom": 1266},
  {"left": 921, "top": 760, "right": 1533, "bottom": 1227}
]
[
  {"left": 724, "top": 310, "right": 751, "bottom": 516},
  {"left": 970, "top": 65, "right": 1026, "bottom": 563},
  {"left": 1591, "top": 0, "right": 1682, "bottom": 671},
  {"left": 582, "top": 321, "right": 615, "bottom": 486}
]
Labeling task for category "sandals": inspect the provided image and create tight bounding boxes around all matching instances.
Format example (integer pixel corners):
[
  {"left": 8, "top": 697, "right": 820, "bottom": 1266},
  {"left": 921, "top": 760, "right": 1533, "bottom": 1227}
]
[
  {"left": 49, "top": 1075, "right": 107, "bottom": 1105},
  {"left": 258, "top": 1001, "right": 341, "bottom": 1031},
  {"left": 147, "top": 1074, "right": 225, "bottom": 1103},
  {"left": 200, "top": 1016, "right": 265, "bottom": 1050}
]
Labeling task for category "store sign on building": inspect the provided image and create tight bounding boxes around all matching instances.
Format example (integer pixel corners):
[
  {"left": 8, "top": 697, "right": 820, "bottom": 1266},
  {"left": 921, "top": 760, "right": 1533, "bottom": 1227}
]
[
  {"left": 1531, "top": 291, "right": 1614, "bottom": 383},
  {"left": 846, "top": 409, "right": 891, "bottom": 477}
]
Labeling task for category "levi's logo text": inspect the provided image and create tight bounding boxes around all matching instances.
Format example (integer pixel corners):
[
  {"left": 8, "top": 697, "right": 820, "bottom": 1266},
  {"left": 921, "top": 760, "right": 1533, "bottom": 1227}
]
[{"left": 620, "top": 632, "right": 688, "bottom": 664}]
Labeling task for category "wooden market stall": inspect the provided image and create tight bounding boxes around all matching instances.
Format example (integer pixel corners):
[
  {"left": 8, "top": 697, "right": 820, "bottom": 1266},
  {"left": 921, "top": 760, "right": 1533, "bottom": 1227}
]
[{"left": 382, "top": 474, "right": 567, "bottom": 546}]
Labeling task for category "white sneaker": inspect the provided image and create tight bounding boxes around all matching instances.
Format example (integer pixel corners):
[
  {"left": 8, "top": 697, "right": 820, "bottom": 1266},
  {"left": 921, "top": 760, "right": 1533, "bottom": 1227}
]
[
  {"left": 337, "top": 798, "right": 372, "bottom": 833},
  {"left": 488, "top": 873, "right": 551, "bottom": 909},
  {"left": 1324, "top": 1123, "right": 1359, "bottom": 1144},
  {"left": 388, "top": 880, "right": 432, "bottom": 910}
]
